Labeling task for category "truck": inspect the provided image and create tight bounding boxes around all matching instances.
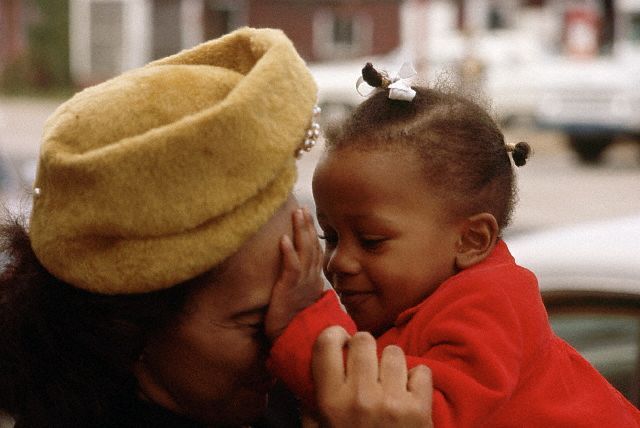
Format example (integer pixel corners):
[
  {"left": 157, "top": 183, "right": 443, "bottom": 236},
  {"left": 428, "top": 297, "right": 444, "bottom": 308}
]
[
  {"left": 310, "top": 1, "right": 640, "bottom": 164},
  {"left": 533, "top": 0, "right": 640, "bottom": 163}
]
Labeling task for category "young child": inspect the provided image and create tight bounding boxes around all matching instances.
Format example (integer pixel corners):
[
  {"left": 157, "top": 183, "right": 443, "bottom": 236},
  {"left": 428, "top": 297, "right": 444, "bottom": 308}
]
[{"left": 266, "top": 63, "right": 640, "bottom": 427}]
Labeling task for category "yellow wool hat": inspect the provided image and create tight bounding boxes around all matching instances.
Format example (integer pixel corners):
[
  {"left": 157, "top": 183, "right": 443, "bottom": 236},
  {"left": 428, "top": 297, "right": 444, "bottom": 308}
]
[{"left": 29, "top": 27, "right": 318, "bottom": 294}]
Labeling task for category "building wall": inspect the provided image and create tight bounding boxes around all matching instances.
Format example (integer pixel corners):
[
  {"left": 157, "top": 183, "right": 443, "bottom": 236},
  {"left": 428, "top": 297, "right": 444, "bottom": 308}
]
[
  {"left": 247, "top": 0, "right": 402, "bottom": 61},
  {"left": 248, "top": 1, "right": 312, "bottom": 58},
  {"left": 0, "top": 0, "right": 26, "bottom": 71}
]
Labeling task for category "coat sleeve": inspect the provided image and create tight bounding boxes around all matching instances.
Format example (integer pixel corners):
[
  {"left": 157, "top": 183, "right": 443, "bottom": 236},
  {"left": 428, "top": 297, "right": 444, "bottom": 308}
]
[
  {"left": 269, "top": 280, "right": 527, "bottom": 427},
  {"left": 267, "top": 290, "right": 357, "bottom": 408}
]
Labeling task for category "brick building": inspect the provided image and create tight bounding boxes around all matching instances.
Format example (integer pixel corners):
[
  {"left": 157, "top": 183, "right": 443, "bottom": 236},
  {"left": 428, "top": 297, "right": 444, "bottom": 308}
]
[
  {"left": 69, "top": 0, "right": 403, "bottom": 86},
  {"left": 0, "top": 0, "right": 27, "bottom": 73}
]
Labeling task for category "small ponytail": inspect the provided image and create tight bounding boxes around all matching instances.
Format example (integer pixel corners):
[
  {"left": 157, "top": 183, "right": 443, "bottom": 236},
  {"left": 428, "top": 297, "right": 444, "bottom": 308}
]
[
  {"left": 507, "top": 142, "right": 531, "bottom": 167},
  {"left": 362, "top": 63, "right": 389, "bottom": 88}
]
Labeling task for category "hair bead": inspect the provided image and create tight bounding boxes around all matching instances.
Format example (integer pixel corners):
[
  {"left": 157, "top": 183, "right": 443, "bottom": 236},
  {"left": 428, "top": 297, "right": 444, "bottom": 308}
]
[
  {"left": 362, "top": 63, "right": 390, "bottom": 88},
  {"left": 510, "top": 142, "right": 531, "bottom": 167}
]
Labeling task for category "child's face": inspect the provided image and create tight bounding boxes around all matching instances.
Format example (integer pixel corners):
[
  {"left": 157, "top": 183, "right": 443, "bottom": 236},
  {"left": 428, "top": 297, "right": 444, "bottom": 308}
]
[{"left": 313, "top": 146, "right": 463, "bottom": 336}]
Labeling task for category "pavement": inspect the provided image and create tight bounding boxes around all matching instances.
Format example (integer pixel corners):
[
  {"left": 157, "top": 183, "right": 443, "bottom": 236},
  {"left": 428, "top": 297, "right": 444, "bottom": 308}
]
[{"left": 0, "top": 97, "right": 62, "bottom": 159}]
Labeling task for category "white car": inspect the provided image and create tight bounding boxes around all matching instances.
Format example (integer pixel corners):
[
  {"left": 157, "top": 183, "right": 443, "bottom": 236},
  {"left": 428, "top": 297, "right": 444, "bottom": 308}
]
[{"left": 506, "top": 215, "right": 640, "bottom": 407}]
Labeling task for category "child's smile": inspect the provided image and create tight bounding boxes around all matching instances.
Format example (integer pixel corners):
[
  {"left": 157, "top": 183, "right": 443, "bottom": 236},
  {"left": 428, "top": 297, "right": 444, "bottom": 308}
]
[
  {"left": 312, "top": 146, "right": 464, "bottom": 336},
  {"left": 333, "top": 287, "right": 378, "bottom": 320}
]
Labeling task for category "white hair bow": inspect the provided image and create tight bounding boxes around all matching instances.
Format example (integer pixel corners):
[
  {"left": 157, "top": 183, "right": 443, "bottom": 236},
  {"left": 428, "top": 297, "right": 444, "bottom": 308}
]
[
  {"left": 387, "top": 62, "right": 417, "bottom": 101},
  {"left": 356, "top": 62, "right": 417, "bottom": 102}
]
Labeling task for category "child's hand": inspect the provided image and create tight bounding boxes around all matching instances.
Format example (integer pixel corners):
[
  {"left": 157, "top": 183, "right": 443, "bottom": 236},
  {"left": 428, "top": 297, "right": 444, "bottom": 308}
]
[
  {"left": 311, "top": 326, "right": 434, "bottom": 428},
  {"left": 265, "top": 207, "right": 325, "bottom": 341}
]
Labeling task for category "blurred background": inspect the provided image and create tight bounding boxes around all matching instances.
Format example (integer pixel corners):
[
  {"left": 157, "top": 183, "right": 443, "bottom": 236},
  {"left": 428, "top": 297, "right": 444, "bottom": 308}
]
[
  {"left": 1, "top": 0, "right": 639, "bottom": 228},
  {"left": 0, "top": 0, "right": 639, "bottom": 414}
]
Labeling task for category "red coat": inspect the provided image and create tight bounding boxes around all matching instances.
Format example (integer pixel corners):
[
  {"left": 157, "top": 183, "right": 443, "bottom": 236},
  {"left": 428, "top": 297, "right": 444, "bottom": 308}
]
[{"left": 269, "top": 240, "right": 640, "bottom": 427}]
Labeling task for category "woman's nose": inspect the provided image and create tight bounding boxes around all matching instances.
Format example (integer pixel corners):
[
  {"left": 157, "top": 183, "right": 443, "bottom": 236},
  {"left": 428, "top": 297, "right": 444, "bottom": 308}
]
[{"left": 325, "top": 243, "right": 360, "bottom": 275}]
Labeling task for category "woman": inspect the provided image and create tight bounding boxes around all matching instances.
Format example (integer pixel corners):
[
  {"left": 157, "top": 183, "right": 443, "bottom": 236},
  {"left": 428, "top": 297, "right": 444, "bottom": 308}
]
[{"left": 0, "top": 28, "right": 432, "bottom": 427}]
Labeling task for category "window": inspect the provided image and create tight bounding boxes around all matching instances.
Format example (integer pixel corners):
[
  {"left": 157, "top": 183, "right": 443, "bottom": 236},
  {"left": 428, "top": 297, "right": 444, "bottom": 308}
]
[
  {"left": 627, "top": 13, "right": 640, "bottom": 44},
  {"left": 70, "top": 0, "right": 151, "bottom": 84},
  {"left": 152, "top": 0, "right": 182, "bottom": 59},
  {"left": 333, "top": 15, "right": 355, "bottom": 45},
  {"left": 488, "top": 5, "right": 509, "bottom": 30},
  {"left": 89, "top": 1, "right": 124, "bottom": 77},
  {"left": 204, "top": 0, "right": 247, "bottom": 40},
  {"left": 313, "top": 10, "right": 372, "bottom": 60}
]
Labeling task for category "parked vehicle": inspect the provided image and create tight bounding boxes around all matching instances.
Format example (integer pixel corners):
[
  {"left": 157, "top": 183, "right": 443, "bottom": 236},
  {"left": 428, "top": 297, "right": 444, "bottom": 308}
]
[
  {"left": 533, "top": 1, "right": 640, "bottom": 163},
  {"left": 534, "top": 57, "right": 640, "bottom": 163},
  {"left": 309, "top": 24, "right": 551, "bottom": 130},
  {"left": 506, "top": 215, "right": 640, "bottom": 407}
]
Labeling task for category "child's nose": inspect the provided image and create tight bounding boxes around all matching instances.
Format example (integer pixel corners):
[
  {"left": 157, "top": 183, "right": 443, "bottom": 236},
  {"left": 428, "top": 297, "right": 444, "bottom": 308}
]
[{"left": 325, "top": 243, "right": 360, "bottom": 275}]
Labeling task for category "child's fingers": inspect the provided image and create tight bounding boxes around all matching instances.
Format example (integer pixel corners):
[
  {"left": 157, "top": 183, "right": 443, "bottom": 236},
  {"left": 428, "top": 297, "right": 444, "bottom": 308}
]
[
  {"left": 276, "top": 235, "right": 302, "bottom": 288},
  {"left": 313, "top": 238, "right": 324, "bottom": 281},
  {"left": 292, "top": 208, "right": 305, "bottom": 250},
  {"left": 264, "top": 235, "right": 302, "bottom": 340},
  {"left": 303, "top": 208, "right": 316, "bottom": 250},
  {"left": 302, "top": 208, "right": 324, "bottom": 281},
  {"left": 305, "top": 208, "right": 324, "bottom": 267},
  {"left": 293, "top": 207, "right": 323, "bottom": 280},
  {"left": 293, "top": 208, "right": 314, "bottom": 272}
]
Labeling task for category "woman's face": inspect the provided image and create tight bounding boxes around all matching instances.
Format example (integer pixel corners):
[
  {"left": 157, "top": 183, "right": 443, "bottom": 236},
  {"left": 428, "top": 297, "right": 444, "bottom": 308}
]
[{"left": 135, "top": 197, "right": 297, "bottom": 426}]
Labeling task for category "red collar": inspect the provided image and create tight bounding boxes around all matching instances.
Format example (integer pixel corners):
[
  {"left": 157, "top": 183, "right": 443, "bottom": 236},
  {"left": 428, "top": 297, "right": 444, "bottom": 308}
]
[{"left": 394, "top": 239, "right": 514, "bottom": 327}]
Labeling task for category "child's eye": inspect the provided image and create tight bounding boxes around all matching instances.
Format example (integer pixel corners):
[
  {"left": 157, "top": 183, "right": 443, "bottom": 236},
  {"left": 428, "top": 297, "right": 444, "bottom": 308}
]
[
  {"left": 318, "top": 232, "right": 338, "bottom": 247},
  {"left": 359, "top": 236, "right": 386, "bottom": 250}
]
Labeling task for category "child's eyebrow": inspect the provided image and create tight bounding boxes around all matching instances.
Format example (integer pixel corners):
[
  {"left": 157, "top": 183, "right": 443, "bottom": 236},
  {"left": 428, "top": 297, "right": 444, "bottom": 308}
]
[
  {"left": 316, "top": 212, "right": 398, "bottom": 230},
  {"left": 347, "top": 213, "right": 396, "bottom": 226}
]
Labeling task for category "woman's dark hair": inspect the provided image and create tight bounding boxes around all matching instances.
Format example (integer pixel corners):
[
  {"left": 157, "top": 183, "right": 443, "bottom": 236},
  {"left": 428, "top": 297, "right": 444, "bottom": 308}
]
[
  {"left": 326, "top": 63, "right": 531, "bottom": 230},
  {"left": 0, "top": 214, "right": 196, "bottom": 427}
]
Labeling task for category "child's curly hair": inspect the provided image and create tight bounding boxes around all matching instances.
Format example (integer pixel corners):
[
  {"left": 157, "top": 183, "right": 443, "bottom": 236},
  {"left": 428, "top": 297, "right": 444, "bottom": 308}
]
[{"left": 325, "top": 63, "right": 531, "bottom": 231}]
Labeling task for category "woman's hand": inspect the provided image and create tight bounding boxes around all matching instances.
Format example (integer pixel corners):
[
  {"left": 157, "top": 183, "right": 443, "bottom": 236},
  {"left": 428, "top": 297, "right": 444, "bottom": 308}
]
[
  {"left": 308, "top": 326, "right": 433, "bottom": 428},
  {"left": 265, "top": 207, "right": 326, "bottom": 341}
]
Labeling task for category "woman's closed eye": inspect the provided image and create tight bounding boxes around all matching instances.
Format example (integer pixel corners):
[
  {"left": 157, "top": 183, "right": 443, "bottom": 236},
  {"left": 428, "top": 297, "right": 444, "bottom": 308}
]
[
  {"left": 211, "top": 316, "right": 265, "bottom": 337},
  {"left": 230, "top": 307, "right": 267, "bottom": 331},
  {"left": 242, "top": 320, "right": 265, "bottom": 330},
  {"left": 239, "top": 319, "right": 268, "bottom": 341}
]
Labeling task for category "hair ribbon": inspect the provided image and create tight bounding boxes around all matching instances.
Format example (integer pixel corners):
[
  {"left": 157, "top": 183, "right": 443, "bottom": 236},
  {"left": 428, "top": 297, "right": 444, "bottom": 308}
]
[{"left": 356, "top": 62, "right": 417, "bottom": 101}]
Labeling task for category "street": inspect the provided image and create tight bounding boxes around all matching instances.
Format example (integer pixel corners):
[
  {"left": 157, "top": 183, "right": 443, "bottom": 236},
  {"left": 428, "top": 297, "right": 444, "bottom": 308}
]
[
  {"left": 2, "top": 97, "right": 640, "bottom": 238},
  {"left": 502, "top": 127, "right": 640, "bottom": 236},
  {"left": 296, "top": 124, "right": 640, "bottom": 237}
]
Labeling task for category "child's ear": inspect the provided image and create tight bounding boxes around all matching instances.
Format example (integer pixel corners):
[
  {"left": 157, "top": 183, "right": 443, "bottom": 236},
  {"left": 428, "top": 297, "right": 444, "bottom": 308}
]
[{"left": 455, "top": 213, "right": 499, "bottom": 270}]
